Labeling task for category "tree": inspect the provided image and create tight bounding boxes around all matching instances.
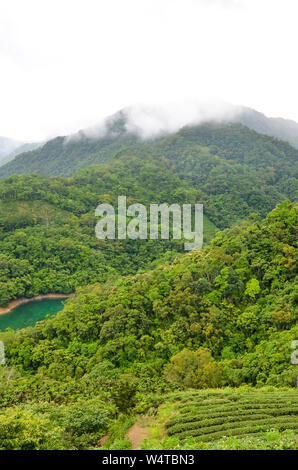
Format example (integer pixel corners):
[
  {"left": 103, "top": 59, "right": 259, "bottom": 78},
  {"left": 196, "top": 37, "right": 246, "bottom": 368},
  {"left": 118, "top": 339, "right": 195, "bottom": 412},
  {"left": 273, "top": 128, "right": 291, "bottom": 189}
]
[
  {"left": 164, "top": 347, "right": 224, "bottom": 389},
  {"left": 245, "top": 278, "right": 261, "bottom": 300}
]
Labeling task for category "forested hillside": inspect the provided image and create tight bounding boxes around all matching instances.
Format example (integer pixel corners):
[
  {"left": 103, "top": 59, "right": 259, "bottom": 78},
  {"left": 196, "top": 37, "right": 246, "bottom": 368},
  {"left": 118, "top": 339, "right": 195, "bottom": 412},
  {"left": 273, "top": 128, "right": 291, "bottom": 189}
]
[
  {"left": 0, "top": 202, "right": 297, "bottom": 449},
  {"left": 235, "top": 106, "right": 298, "bottom": 149},
  {"left": 3, "top": 201, "right": 296, "bottom": 385},
  {"left": 1, "top": 121, "right": 298, "bottom": 190},
  {"left": 0, "top": 155, "right": 218, "bottom": 307},
  {"left": 0, "top": 136, "right": 23, "bottom": 163},
  {"left": 0, "top": 124, "right": 297, "bottom": 307},
  {"left": 0, "top": 118, "right": 297, "bottom": 451}
]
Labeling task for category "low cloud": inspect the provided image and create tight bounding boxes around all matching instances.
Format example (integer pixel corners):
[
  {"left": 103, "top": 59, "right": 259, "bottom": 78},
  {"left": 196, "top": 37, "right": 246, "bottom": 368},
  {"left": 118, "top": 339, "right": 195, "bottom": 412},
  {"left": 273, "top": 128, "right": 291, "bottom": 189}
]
[
  {"left": 65, "top": 100, "right": 244, "bottom": 143},
  {"left": 123, "top": 101, "right": 243, "bottom": 138}
]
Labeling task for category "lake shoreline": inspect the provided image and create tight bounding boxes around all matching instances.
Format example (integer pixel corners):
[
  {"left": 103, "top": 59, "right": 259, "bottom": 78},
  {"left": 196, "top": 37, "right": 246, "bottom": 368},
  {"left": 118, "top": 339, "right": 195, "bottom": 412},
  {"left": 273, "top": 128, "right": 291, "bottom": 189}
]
[{"left": 0, "top": 294, "right": 74, "bottom": 315}]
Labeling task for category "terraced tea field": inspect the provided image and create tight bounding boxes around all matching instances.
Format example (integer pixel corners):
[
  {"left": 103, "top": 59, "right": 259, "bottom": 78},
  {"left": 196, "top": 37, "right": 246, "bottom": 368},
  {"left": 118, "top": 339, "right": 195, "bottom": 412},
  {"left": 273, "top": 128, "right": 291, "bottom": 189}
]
[{"left": 165, "top": 390, "right": 298, "bottom": 443}]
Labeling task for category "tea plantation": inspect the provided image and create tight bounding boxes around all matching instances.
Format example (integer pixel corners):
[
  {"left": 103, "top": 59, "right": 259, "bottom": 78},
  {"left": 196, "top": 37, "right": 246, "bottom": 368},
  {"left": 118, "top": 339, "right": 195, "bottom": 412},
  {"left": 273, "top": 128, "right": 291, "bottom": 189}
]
[
  {"left": 128, "top": 389, "right": 298, "bottom": 450},
  {"left": 165, "top": 390, "right": 298, "bottom": 442}
]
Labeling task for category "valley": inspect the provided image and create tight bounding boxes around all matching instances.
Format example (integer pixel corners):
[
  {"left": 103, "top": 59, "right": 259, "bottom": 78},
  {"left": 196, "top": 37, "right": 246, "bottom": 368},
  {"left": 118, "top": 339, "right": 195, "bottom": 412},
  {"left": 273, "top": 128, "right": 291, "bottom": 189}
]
[{"left": 0, "top": 116, "right": 297, "bottom": 451}]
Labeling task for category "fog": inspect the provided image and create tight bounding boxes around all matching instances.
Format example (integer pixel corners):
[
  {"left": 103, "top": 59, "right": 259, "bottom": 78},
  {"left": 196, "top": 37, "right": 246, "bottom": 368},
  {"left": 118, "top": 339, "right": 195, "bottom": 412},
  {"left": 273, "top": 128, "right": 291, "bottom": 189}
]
[
  {"left": 123, "top": 101, "right": 242, "bottom": 139},
  {"left": 1, "top": 0, "right": 298, "bottom": 141},
  {"left": 67, "top": 101, "right": 244, "bottom": 142}
]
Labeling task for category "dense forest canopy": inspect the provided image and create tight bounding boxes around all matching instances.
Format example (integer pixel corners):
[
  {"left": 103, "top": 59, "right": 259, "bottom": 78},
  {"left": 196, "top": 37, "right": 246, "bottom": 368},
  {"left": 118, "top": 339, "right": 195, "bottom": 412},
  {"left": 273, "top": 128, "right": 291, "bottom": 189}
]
[
  {"left": 0, "top": 121, "right": 297, "bottom": 450},
  {"left": 0, "top": 121, "right": 297, "bottom": 183},
  {"left": 0, "top": 202, "right": 297, "bottom": 409},
  {"left": 0, "top": 155, "right": 219, "bottom": 307},
  {"left": 0, "top": 123, "right": 297, "bottom": 307}
]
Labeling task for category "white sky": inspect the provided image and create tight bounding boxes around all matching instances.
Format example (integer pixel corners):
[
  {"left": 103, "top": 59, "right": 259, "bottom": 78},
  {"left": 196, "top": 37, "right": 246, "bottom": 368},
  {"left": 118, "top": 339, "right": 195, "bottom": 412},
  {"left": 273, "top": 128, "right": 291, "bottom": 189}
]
[{"left": 0, "top": 0, "right": 298, "bottom": 141}]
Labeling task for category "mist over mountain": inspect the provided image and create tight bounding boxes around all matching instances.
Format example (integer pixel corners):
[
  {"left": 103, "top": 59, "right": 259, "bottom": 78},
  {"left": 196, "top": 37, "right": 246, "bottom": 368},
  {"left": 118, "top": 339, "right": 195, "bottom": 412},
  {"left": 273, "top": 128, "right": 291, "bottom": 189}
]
[
  {"left": 68, "top": 102, "right": 241, "bottom": 141},
  {"left": 0, "top": 105, "right": 297, "bottom": 451},
  {"left": 0, "top": 136, "right": 23, "bottom": 162},
  {"left": 1, "top": 103, "right": 298, "bottom": 180},
  {"left": 0, "top": 137, "right": 42, "bottom": 167},
  {"left": 234, "top": 107, "right": 298, "bottom": 149},
  {"left": 68, "top": 103, "right": 298, "bottom": 148}
]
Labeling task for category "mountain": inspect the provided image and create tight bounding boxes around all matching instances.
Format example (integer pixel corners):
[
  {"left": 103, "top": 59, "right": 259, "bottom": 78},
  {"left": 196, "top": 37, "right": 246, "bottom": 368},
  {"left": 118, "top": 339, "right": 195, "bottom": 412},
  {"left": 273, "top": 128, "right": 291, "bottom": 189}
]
[
  {"left": 234, "top": 106, "right": 298, "bottom": 149},
  {"left": 0, "top": 107, "right": 297, "bottom": 305},
  {"left": 0, "top": 124, "right": 296, "bottom": 305},
  {"left": 0, "top": 107, "right": 297, "bottom": 450},
  {"left": 0, "top": 136, "right": 23, "bottom": 162},
  {"left": 4, "top": 141, "right": 42, "bottom": 164},
  {"left": 0, "top": 137, "right": 41, "bottom": 166},
  {"left": 0, "top": 201, "right": 297, "bottom": 449},
  {"left": 1, "top": 104, "right": 298, "bottom": 180},
  {"left": 0, "top": 156, "right": 217, "bottom": 307},
  {"left": 0, "top": 110, "right": 298, "bottom": 182}
]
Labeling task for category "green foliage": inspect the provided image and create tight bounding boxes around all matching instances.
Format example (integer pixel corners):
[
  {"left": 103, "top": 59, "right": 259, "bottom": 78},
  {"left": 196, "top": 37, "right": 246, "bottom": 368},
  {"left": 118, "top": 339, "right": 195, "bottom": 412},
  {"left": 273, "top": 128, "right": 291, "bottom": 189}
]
[
  {"left": 59, "top": 400, "right": 112, "bottom": 436},
  {"left": 0, "top": 398, "right": 115, "bottom": 450},
  {"left": 224, "top": 326, "right": 298, "bottom": 387},
  {"left": 164, "top": 348, "right": 224, "bottom": 389},
  {"left": 141, "top": 430, "right": 297, "bottom": 450},
  {"left": 0, "top": 119, "right": 297, "bottom": 451},
  {"left": 164, "top": 389, "right": 298, "bottom": 446},
  {"left": 1, "top": 121, "right": 298, "bottom": 230},
  {"left": 1, "top": 122, "right": 297, "bottom": 308},
  {"left": 0, "top": 408, "right": 64, "bottom": 450},
  {"left": 110, "top": 376, "right": 137, "bottom": 413},
  {"left": 0, "top": 157, "right": 216, "bottom": 307},
  {"left": 245, "top": 278, "right": 261, "bottom": 299},
  {"left": 1, "top": 202, "right": 297, "bottom": 396}
]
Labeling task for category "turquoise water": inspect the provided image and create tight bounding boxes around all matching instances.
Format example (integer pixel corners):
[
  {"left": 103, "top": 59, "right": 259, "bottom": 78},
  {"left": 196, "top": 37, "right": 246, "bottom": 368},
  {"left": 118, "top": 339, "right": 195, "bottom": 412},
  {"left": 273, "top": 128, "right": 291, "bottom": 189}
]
[{"left": 0, "top": 299, "right": 65, "bottom": 331}]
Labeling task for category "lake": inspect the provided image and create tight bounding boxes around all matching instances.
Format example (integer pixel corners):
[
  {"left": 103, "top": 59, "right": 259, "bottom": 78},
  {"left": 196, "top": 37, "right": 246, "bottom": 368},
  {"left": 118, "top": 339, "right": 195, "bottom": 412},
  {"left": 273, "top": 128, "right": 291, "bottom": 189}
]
[{"left": 0, "top": 298, "right": 65, "bottom": 331}]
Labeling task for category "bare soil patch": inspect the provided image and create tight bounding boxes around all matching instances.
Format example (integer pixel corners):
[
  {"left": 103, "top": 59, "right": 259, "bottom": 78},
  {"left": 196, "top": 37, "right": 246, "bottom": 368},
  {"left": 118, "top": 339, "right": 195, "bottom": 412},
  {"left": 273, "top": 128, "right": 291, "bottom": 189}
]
[
  {"left": 126, "top": 422, "right": 151, "bottom": 450},
  {"left": 97, "top": 435, "right": 108, "bottom": 447}
]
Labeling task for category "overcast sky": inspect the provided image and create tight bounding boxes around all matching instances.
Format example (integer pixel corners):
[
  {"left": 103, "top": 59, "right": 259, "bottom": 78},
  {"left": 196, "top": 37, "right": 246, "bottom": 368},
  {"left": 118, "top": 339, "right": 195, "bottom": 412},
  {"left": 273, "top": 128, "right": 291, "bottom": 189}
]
[{"left": 0, "top": 0, "right": 298, "bottom": 141}]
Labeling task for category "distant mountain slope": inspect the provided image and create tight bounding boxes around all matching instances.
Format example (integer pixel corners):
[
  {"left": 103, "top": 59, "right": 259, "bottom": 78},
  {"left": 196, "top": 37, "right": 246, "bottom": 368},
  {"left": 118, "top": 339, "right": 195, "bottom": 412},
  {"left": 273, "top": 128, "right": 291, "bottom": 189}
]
[
  {"left": 0, "top": 131, "right": 139, "bottom": 177},
  {"left": 235, "top": 107, "right": 298, "bottom": 149},
  {"left": 7, "top": 141, "right": 41, "bottom": 161},
  {"left": 0, "top": 136, "right": 23, "bottom": 163},
  {"left": 0, "top": 141, "right": 42, "bottom": 166},
  {"left": 0, "top": 136, "right": 42, "bottom": 167},
  {"left": 0, "top": 113, "right": 298, "bottom": 182},
  {"left": 0, "top": 123, "right": 297, "bottom": 306}
]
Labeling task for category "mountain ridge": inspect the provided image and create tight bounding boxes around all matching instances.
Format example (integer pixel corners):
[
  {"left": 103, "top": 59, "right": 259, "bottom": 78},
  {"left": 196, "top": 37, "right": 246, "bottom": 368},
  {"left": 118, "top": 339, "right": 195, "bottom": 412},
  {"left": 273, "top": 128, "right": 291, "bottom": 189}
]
[
  {"left": 0, "top": 136, "right": 23, "bottom": 162},
  {"left": 1, "top": 105, "right": 298, "bottom": 178}
]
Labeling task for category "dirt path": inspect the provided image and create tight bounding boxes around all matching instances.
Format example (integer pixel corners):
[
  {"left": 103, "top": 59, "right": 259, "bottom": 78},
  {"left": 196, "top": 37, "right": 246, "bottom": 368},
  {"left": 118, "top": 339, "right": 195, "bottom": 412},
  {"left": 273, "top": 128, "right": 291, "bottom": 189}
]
[
  {"left": 126, "top": 422, "right": 152, "bottom": 450},
  {"left": 0, "top": 294, "right": 73, "bottom": 315}
]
